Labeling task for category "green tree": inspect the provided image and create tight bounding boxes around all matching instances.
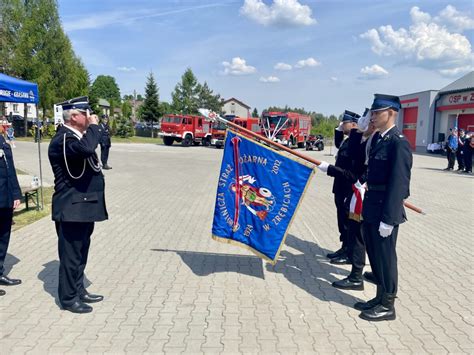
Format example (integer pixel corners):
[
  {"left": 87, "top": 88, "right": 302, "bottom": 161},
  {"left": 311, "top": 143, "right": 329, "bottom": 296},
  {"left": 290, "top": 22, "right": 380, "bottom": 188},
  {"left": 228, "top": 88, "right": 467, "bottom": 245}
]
[
  {"left": 0, "top": 0, "right": 24, "bottom": 75},
  {"left": 121, "top": 101, "right": 132, "bottom": 119},
  {"left": 90, "top": 75, "right": 121, "bottom": 103},
  {"left": 160, "top": 101, "right": 172, "bottom": 115},
  {"left": 140, "top": 72, "right": 161, "bottom": 137},
  {"left": 171, "top": 68, "right": 200, "bottom": 114},
  {"left": 9, "top": 0, "right": 90, "bottom": 134},
  {"left": 115, "top": 115, "right": 133, "bottom": 138},
  {"left": 197, "top": 81, "right": 222, "bottom": 113},
  {"left": 252, "top": 108, "right": 259, "bottom": 118}
]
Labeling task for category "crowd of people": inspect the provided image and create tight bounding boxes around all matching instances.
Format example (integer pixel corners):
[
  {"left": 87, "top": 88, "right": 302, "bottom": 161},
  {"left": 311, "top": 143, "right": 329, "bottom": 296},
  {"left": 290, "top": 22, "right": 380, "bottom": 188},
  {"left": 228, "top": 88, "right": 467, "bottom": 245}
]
[{"left": 445, "top": 127, "right": 473, "bottom": 173}]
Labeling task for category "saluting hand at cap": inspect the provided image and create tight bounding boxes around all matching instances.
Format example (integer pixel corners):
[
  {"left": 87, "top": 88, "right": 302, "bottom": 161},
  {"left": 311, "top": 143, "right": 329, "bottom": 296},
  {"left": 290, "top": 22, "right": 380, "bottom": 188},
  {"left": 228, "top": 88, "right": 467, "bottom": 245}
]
[{"left": 88, "top": 114, "right": 99, "bottom": 125}]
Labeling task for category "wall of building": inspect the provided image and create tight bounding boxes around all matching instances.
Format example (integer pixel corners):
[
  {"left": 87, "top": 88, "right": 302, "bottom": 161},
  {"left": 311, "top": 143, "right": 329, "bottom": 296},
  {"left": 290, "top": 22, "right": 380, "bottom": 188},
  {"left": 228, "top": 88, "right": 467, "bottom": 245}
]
[
  {"left": 398, "top": 90, "right": 438, "bottom": 152},
  {"left": 434, "top": 90, "right": 474, "bottom": 140},
  {"left": 4, "top": 102, "right": 38, "bottom": 119},
  {"left": 222, "top": 100, "right": 249, "bottom": 118}
]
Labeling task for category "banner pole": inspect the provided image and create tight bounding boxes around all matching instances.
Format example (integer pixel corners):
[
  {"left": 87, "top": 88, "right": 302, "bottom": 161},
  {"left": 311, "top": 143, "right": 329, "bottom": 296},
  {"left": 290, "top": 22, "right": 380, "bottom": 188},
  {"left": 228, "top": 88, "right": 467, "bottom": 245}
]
[{"left": 199, "top": 109, "right": 425, "bottom": 215}]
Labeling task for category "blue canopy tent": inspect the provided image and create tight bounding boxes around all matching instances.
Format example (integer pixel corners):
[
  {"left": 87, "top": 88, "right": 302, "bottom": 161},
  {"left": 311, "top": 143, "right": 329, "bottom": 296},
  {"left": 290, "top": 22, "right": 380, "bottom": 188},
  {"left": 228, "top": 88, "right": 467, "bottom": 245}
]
[
  {"left": 0, "top": 73, "right": 39, "bottom": 104},
  {"left": 0, "top": 73, "right": 43, "bottom": 209}
]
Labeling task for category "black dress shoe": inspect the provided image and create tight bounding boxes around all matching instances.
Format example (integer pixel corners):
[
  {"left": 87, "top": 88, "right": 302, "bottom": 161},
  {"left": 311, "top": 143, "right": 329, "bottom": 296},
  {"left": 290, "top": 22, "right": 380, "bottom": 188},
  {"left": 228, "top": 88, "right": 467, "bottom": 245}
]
[
  {"left": 354, "top": 285, "right": 383, "bottom": 311},
  {"left": 326, "top": 247, "right": 346, "bottom": 259},
  {"left": 363, "top": 271, "right": 377, "bottom": 284},
  {"left": 330, "top": 255, "right": 351, "bottom": 265},
  {"left": 62, "top": 301, "right": 93, "bottom": 314},
  {"left": 0, "top": 275, "right": 22, "bottom": 286},
  {"left": 103, "top": 165, "right": 112, "bottom": 170},
  {"left": 0, "top": 289, "right": 5, "bottom": 296},
  {"left": 80, "top": 293, "right": 104, "bottom": 303},
  {"left": 359, "top": 293, "right": 396, "bottom": 321},
  {"left": 332, "top": 277, "right": 364, "bottom": 290}
]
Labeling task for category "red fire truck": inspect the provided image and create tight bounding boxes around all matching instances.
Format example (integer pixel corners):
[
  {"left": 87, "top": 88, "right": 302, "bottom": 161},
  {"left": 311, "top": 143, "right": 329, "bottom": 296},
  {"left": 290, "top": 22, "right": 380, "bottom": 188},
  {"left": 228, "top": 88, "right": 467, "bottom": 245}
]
[
  {"left": 260, "top": 111, "right": 311, "bottom": 148},
  {"left": 211, "top": 115, "right": 261, "bottom": 148},
  {"left": 159, "top": 114, "right": 212, "bottom": 147}
]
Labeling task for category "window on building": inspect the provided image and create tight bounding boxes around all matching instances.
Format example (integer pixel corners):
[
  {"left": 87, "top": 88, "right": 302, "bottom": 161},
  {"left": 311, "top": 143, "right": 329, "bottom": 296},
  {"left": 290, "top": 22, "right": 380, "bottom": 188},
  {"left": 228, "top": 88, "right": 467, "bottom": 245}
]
[
  {"left": 13, "top": 104, "right": 19, "bottom": 113},
  {"left": 27, "top": 105, "right": 32, "bottom": 113}
]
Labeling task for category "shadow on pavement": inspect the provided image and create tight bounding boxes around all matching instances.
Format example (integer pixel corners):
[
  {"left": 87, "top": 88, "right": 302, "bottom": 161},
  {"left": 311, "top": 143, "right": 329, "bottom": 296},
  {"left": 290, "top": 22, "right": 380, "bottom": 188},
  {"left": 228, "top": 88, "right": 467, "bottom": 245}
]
[
  {"left": 38, "top": 260, "right": 91, "bottom": 307},
  {"left": 4, "top": 253, "right": 20, "bottom": 276},
  {"left": 266, "top": 234, "right": 365, "bottom": 307},
  {"left": 151, "top": 249, "right": 265, "bottom": 279}
]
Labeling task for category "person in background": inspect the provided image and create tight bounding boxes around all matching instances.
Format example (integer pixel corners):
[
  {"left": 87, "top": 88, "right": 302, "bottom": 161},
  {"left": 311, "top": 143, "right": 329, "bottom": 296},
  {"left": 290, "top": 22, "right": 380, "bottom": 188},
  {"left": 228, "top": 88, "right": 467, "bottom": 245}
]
[
  {"left": 444, "top": 128, "right": 458, "bottom": 171},
  {"left": 456, "top": 129, "right": 466, "bottom": 171},
  {"left": 0, "top": 126, "right": 23, "bottom": 295},
  {"left": 463, "top": 133, "right": 473, "bottom": 174},
  {"left": 6, "top": 125, "right": 16, "bottom": 148},
  {"left": 99, "top": 115, "right": 112, "bottom": 170}
]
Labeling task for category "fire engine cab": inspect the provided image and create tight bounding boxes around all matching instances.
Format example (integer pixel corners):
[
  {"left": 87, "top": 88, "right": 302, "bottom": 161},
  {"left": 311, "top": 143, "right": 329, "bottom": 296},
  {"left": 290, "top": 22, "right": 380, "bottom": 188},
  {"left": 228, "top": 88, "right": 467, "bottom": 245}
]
[
  {"left": 159, "top": 114, "right": 212, "bottom": 147},
  {"left": 211, "top": 115, "right": 261, "bottom": 148},
  {"left": 261, "top": 111, "right": 311, "bottom": 148}
]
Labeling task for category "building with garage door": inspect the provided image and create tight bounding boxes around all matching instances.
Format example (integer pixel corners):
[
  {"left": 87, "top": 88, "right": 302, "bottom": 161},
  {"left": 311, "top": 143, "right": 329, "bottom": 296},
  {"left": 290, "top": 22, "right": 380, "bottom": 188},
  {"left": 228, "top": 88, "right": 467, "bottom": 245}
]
[{"left": 398, "top": 71, "right": 474, "bottom": 152}]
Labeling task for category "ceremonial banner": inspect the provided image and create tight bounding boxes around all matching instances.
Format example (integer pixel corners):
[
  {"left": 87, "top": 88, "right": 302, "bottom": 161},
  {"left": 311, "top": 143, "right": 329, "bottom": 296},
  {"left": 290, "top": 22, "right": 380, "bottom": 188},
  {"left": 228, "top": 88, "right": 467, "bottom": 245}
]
[{"left": 212, "top": 130, "right": 314, "bottom": 264}]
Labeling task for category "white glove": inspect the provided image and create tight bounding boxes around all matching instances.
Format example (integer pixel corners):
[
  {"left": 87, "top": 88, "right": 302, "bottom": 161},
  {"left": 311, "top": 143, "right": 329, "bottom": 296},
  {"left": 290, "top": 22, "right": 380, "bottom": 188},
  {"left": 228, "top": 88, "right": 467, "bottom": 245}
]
[
  {"left": 378, "top": 222, "right": 394, "bottom": 238},
  {"left": 358, "top": 110, "right": 371, "bottom": 132},
  {"left": 317, "top": 161, "right": 330, "bottom": 173},
  {"left": 336, "top": 122, "right": 343, "bottom": 131}
]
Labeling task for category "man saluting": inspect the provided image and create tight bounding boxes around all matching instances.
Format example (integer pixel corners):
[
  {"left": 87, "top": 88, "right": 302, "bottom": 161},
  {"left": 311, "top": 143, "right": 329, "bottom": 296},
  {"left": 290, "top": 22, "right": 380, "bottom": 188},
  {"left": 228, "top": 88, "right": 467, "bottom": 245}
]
[
  {"left": 355, "top": 94, "right": 412, "bottom": 321},
  {"left": 48, "top": 97, "right": 108, "bottom": 313}
]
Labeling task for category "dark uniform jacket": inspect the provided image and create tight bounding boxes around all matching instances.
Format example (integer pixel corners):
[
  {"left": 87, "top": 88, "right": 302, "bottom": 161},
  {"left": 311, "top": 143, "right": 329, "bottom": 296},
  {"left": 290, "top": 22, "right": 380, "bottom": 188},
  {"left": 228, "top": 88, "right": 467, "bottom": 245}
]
[
  {"left": 362, "top": 126, "right": 412, "bottom": 226},
  {"left": 100, "top": 122, "right": 111, "bottom": 147},
  {"left": 48, "top": 125, "right": 108, "bottom": 222},
  {"left": 327, "top": 129, "right": 368, "bottom": 184},
  {"left": 328, "top": 129, "right": 356, "bottom": 196},
  {"left": 0, "top": 135, "right": 21, "bottom": 208}
]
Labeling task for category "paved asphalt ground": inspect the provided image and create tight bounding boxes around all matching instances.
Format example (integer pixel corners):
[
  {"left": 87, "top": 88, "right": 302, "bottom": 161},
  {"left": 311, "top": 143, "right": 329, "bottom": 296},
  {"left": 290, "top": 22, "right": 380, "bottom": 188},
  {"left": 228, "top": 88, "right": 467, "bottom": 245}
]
[{"left": 1, "top": 140, "right": 473, "bottom": 354}]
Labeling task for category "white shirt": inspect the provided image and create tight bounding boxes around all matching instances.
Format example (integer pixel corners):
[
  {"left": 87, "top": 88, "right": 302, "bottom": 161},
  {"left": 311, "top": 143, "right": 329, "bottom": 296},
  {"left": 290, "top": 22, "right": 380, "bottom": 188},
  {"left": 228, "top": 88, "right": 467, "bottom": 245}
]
[{"left": 64, "top": 124, "right": 83, "bottom": 139}]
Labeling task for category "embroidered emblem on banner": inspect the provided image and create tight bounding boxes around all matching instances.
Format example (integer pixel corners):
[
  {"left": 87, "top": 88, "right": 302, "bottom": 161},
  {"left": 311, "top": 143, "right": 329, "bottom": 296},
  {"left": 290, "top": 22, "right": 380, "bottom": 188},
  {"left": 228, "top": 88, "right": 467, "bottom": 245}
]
[{"left": 212, "top": 130, "right": 314, "bottom": 264}]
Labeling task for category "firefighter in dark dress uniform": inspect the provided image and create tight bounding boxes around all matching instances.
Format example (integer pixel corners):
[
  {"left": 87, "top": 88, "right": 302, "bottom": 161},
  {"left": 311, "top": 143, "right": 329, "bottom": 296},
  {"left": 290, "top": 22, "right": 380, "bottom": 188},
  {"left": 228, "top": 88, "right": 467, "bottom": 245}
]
[
  {"left": 48, "top": 97, "right": 108, "bottom": 314},
  {"left": 355, "top": 94, "right": 412, "bottom": 322},
  {"left": 99, "top": 115, "right": 112, "bottom": 170},
  {"left": 321, "top": 110, "right": 360, "bottom": 263},
  {"left": 0, "top": 133, "right": 23, "bottom": 296},
  {"left": 318, "top": 109, "right": 377, "bottom": 290}
]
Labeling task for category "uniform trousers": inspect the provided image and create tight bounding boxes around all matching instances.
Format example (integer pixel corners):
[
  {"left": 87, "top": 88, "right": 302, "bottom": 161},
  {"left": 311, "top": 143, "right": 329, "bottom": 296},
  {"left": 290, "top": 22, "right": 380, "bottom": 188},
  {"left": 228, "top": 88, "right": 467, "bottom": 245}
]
[
  {"left": 56, "top": 221, "right": 94, "bottom": 307},
  {"left": 0, "top": 208, "right": 13, "bottom": 276},
  {"left": 334, "top": 193, "right": 348, "bottom": 244},
  {"left": 456, "top": 149, "right": 465, "bottom": 170},
  {"left": 446, "top": 148, "right": 456, "bottom": 169},
  {"left": 346, "top": 219, "right": 366, "bottom": 272},
  {"left": 464, "top": 147, "right": 473, "bottom": 172},
  {"left": 363, "top": 222, "right": 399, "bottom": 294},
  {"left": 100, "top": 144, "right": 110, "bottom": 166}
]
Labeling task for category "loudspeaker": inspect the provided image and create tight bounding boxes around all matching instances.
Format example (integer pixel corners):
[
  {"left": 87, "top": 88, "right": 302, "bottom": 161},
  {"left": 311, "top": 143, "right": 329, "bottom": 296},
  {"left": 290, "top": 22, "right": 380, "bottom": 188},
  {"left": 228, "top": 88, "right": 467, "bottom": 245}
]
[{"left": 438, "top": 133, "right": 445, "bottom": 142}]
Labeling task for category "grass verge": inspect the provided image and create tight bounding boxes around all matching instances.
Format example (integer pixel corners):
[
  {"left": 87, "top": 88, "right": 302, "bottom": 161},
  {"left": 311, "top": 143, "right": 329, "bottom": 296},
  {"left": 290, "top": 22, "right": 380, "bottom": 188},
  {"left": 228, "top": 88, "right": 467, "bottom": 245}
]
[{"left": 12, "top": 186, "right": 53, "bottom": 232}]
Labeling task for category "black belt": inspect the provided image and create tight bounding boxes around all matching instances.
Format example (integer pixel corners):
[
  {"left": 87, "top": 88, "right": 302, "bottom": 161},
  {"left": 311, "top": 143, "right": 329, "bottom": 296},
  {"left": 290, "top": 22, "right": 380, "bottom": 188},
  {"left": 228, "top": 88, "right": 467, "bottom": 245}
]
[{"left": 368, "top": 184, "right": 386, "bottom": 191}]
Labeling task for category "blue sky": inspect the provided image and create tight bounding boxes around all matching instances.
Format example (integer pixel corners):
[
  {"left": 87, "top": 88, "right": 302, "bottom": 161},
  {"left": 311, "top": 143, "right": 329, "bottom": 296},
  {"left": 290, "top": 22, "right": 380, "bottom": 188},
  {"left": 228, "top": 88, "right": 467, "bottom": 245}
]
[{"left": 59, "top": 0, "right": 474, "bottom": 116}]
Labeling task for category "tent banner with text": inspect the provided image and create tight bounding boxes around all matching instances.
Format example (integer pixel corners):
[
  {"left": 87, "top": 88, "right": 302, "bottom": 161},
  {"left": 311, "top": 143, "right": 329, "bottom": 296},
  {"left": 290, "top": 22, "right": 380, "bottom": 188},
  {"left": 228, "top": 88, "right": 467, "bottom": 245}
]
[{"left": 211, "top": 129, "right": 314, "bottom": 264}]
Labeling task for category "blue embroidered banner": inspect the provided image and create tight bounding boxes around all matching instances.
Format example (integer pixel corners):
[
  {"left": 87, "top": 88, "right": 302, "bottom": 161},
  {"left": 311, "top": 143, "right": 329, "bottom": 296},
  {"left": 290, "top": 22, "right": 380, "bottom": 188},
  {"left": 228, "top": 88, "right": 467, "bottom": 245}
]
[{"left": 212, "top": 130, "right": 314, "bottom": 264}]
